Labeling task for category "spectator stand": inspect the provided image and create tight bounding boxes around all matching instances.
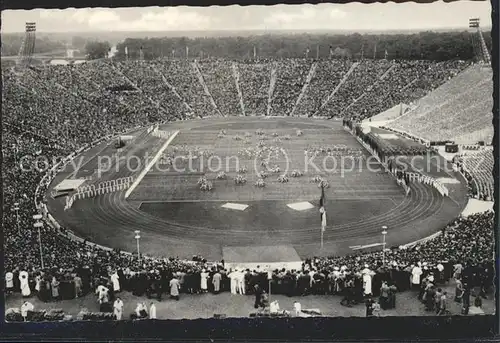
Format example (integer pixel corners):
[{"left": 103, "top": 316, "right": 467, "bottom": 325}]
[
  {"left": 269, "top": 59, "right": 313, "bottom": 117},
  {"left": 386, "top": 64, "right": 491, "bottom": 143},
  {"left": 191, "top": 61, "right": 223, "bottom": 117},
  {"left": 311, "top": 62, "right": 359, "bottom": 118},
  {"left": 452, "top": 148, "right": 494, "bottom": 201},
  {"left": 238, "top": 60, "right": 272, "bottom": 116},
  {"left": 109, "top": 62, "right": 172, "bottom": 119},
  {"left": 288, "top": 61, "right": 318, "bottom": 117},
  {"left": 196, "top": 60, "right": 239, "bottom": 117},
  {"left": 266, "top": 61, "right": 279, "bottom": 116},
  {"left": 320, "top": 60, "right": 393, "bottom": 119},
  {"left": 230, "top": 61, "right": 246, "bottom": 116}
]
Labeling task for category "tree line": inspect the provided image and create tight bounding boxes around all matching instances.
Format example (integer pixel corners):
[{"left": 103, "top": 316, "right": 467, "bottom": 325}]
[
  {"left": 85, "top": 41, "right": 111, "bottom": 60},
  {"left": 1, "top": 34, "right": 66, "bottom": 56},
  {"left": 1, "top": 30, "right": 492, "bottom": 62},
  {"left": 108, "top": 31, "right": 492, "bottom": 61}
]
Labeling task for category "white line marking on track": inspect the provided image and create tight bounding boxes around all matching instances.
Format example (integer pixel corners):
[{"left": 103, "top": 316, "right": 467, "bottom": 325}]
[
  {"left": 125, "top": 130, "right": 180, "bottom": 199},
  {"left": 349, "top": 242, "right": 384, "bottom": 250},
  {"left": 66, "top": 142, "right": 111, "bottom": 180},
  {"left": 387, "top": 197, "right": 398, "bottom": 206},
  {"left": 447, "top": 195, "right": 461, "bottom": 208},
  {"left": 135, "top": 197, "right": 398, "bottom": 203}
]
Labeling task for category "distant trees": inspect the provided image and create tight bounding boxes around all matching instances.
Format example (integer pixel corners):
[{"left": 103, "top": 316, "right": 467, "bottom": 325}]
[
  {"left": 114, "top": 31, "right": 492, "bottom": 61},
  {"left": 71, "top": 36, "right": 88, "bottom": 51},
  {"left": 331, "top": 47, "right": 351, "bottom": 59},
  {"left": 1, "top": 34, "right": 66, "bottom": 56},
  {"left": 85, "top": 40, "right": 111, "bottom": 60}
]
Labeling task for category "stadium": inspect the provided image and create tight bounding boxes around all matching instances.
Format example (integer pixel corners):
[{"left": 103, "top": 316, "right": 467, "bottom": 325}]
[{"left": 3, "top": 12, "right": 495, "bottom": 320}]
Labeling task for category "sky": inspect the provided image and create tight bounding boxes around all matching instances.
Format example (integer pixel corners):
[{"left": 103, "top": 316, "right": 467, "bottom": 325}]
[{"left": 1, "top": 2, "right": 492, "bottom": 33}]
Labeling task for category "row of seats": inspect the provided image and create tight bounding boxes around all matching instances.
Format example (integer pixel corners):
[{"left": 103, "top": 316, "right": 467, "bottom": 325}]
[
  {"left": 388, "top": 64, "right": 492, "bottom": 143},
  {"left": 454, "top": 149, "right": 494, "bottom": 201}
]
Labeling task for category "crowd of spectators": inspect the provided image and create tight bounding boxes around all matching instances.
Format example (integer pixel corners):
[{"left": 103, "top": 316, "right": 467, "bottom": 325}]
[
  {"left": 294, "top": 60, "right": 353, "bottom": 117},
  {"left": 113, "top": 60, "right": 191, "bottom": 121},
  {"left": 197, "top": 60, "right": 241, "bottom": 116},
  {"left": 8, "top": 58, "right": 478, "bottom": 125},
  {"left": 5, "top": 203, "right": 494, "bottom": 317},
  {"left": 344, "top": 60, "right": 469, "bottom": 120},
  {"left": 317, "top": 60, "right": 392, "bottom": 118},
  {"left": 143, "top": 60, "right": 219, "bottom": 118},
  {"left": 320, "top": 60, "right": 469, "bottom": 120},
  {"left": 2, "top": 58, "right": 494, "bottom": 318},
  {"left": 269, "top": 59, "right": 311, "bottom": 116},
  {"left": 238, "top": 60, "right": 272, "bottom": 116}
]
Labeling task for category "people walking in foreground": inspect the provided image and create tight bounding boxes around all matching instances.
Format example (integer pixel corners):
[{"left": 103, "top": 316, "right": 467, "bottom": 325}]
[
  {"left": 438, "top": 291, "right": 448, "bottom": 315},
  {"left": 20, "top": 301, "right": 34, "bottom": 322},
  {"left": 212, "top": 270, "right": 221, "bottom": 294},
  {"left": 113, "top": 297, "right": 124, "bottom": 320},
  {"left": 365, "top": 298, "right": 375, "bottom": 317},
  {"left": 372, "top": 300, "right": 381, "bottom": 317},
  {"left": 131, "top": 302, "right": 148, "bottom": 320},
  {"left": 170, "top": 274, "right": 180, "bottom": 301},
  {"left": 149, "top": 302, "right": 157, "bottom": 319}
]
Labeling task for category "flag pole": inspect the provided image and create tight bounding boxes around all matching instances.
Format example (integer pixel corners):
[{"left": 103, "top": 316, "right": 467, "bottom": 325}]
[
  {"left": 320, "top": 184, "right": 325, "bottom": 250},
  {"left": 321, "top": 227, "right": 324, "bottom": 250}
]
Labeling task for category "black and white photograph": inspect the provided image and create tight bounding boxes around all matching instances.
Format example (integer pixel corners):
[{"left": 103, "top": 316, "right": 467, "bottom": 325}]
[{"left": 1, "top": 0, "right": 496, "bottom": 330}]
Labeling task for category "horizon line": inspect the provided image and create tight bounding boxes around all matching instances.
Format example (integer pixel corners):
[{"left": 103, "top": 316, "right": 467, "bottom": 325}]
[{"left": 1, "top": 26, "right": 492, "bottom": 34}]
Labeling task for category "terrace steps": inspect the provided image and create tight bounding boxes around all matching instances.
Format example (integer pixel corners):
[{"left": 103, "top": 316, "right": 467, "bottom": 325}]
[
  {"left": 232, "top": 62, "right": 246, "bottom": 116},
  {"left": 313, "top": 62, "right": 359, "bottom": 117},
  {"left": 387, "top": 65, "right": 493, "bottom": 143},
  {"left": 192, "top": 61, "right": 223, "bottom": 117},
  {"left": 290, "top": 62, "right": 317, "bottom": 117}
]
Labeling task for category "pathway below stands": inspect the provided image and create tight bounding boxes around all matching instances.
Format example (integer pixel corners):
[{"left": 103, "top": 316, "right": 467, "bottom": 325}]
[
  {"left": 6, "top": 281, "right": 493, "bottom": 320},
  {"left": 461, "top": 199, "right": 494, "bottom": 217}
]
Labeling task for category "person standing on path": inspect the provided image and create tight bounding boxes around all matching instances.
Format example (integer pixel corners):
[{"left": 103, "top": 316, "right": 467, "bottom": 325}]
[
  {"left": 149, "top": 302, "right": 157, "bottom": 319},
  {"left": 212, "top": 271, "right": 221, "bottom": 294},
  {"left": 170, "top": 274, "right": 180, "bottom": 301},
  {"left": 113, "top": 297, "right": 124, "bottom": 320}
]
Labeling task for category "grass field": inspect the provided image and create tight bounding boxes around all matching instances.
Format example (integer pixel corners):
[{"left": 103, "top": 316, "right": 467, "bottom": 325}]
[{"left": 129, "top": 123, "right": 402, "bottom": 202}]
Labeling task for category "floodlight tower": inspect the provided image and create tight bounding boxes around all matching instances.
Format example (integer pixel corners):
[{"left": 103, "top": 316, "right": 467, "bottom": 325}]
[
  {"left": 18, "top": 22, "right": 36, "bottom": 67},
  {"left": 469, "top": 18, "right": 490, "bottom": 65}
]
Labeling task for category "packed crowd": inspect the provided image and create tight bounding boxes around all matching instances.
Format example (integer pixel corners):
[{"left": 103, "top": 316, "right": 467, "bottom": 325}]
[
  {"left": 5, "top": 206, "right": 494, "bottom": 318},
  {"left": 318, "top": 60, "right": 393, "bottom": 118},
  {"left": 269, "top": 59, "right": 312, "bottom": 116},
  {"left": 2, "top": 58, "right": 494, "bottom": 319},
  {"left": 6, "top": 58, "right": 475, "bottom": 125},
  {"left": 294, "top": 60, "right": 353, "bottom": 116},
  {"left": 197, "top": 60, "right": 241, "bottom": 116},
  {"left": 238, "top": 60, "right": 272, "bottom": 116},
  {"left": 114, "top": 60, "right": 192, "bottom": 120},
  {"left": 342, "top": 60, "right": 469, "bottom": 120}
]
